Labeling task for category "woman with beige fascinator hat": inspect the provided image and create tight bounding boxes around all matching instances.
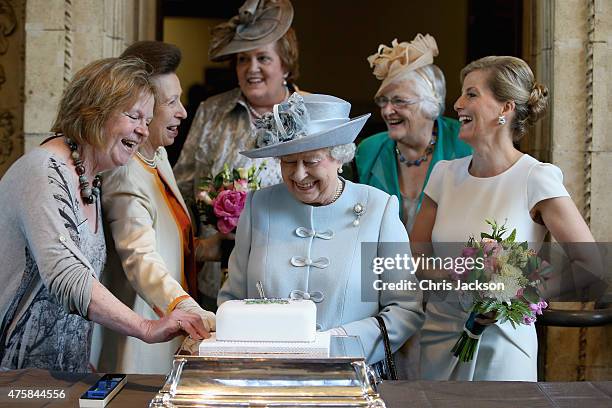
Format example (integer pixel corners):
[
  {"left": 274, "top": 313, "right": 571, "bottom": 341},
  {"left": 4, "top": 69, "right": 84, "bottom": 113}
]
[
  {"left": 218, "top": 93, "right": 424, "bottom": 365},
  {"left": 356, "top": 34, "right": 471, "bottom": 232},
  {"left": 174, "top": 0, "right": 306, "bottom": 310}
]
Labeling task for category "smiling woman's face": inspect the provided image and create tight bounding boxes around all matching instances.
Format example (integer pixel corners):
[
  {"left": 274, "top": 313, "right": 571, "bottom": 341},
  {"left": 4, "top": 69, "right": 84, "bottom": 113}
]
[
  {"left": 235, "top": 42, "right": 287, "bottom": 107},
  {"left": 280, "top": 148, "right": 342, "bottom": 206},
  {"left": 454, "top": 69, "right": 506, "bottom": 144},
  {"left": 146, "top": 73, "right": 187, "bottom": 150},
  {"left": 377, "top": 80, "right": 431, "bottom": 143},
  {"left": 96, "top": 93, "right": 154, "bottom": 171}
]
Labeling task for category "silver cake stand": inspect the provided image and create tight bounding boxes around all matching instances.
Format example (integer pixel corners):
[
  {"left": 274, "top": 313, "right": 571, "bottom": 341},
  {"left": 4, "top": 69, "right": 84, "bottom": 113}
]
[{"left": 149, "top": 336, "right": 386, "bottom": 407}]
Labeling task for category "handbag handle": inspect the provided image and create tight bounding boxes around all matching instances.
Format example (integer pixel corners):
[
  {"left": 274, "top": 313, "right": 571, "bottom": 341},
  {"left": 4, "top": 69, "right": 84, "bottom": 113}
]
[{"left": 374, "top": 315, "right": 398, "bottom": 380}]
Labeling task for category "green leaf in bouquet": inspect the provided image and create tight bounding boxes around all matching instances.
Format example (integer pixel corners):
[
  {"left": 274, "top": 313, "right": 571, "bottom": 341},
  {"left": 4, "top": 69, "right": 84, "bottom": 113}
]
[
  {"left": 525, "top": 255, "right": 540, "bottom": 274},
  {"left": 477, "top": 247, "right": 485, "bottom": 259},
  {"left": 468, "top": 268, "right": 484, "bottom": 283},
  {"left": 232, "top": 168, "right": 241, "bottom": 180},
  {"left": 507, "top": 228, "right": 517, "bottom": 243},
  {"left": 520, "top": 241, "right": 528, "bottom": 250},
  {"left": 474, "top": 298, "right": 498, "bottom": 312},
  {"left": 522, "top": 286, "right": 540, "bottom": 304},
  {"left": 481, "top": 232, "right": 493, "bottom": 240},
  {"left": 213, "top": 172, "right": 225, "bottom": 189}
]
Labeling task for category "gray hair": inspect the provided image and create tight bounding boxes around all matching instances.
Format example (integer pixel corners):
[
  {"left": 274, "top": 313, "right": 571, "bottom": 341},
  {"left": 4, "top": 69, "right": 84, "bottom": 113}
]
[
  {"left": 329, "top": 143, "right": 355, "bottom": 164},
  {"left": 400, "top": 64, "right": 446, "bottom": 120}
]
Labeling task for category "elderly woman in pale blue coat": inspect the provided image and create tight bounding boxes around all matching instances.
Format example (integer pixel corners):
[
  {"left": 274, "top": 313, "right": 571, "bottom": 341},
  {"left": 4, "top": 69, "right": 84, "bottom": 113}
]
[{"left": 218, "top": 93, "right": 424, "bottom": 363}]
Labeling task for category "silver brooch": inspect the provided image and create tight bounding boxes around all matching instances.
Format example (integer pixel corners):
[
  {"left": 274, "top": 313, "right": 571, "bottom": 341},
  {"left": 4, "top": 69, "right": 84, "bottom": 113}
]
[{"left": 353, "top": 203, "right": 365, "bottom": 226}]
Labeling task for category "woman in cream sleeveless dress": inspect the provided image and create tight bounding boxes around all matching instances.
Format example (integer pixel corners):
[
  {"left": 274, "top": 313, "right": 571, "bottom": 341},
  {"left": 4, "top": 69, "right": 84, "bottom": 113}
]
[{"left": 412, "top": 56, "right": 595, "bottom": 381}]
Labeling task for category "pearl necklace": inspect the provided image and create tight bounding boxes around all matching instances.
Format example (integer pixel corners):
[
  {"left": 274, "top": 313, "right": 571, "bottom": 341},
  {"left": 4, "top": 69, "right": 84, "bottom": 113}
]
[
  {"left": 136, "top": 148, "right": 161, "bottom": 168},
  {"left": 329, "top": 178, "right": 344, "bottom": 204},
  {"left": 245, "top": 87, "right": 291, "bottom": 121}
]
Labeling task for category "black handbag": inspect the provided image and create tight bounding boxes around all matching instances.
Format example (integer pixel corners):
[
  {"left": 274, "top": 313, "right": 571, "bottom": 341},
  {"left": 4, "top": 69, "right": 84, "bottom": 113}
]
[{"left": 371, "top": 315, "right": 398, "bottom": 381}]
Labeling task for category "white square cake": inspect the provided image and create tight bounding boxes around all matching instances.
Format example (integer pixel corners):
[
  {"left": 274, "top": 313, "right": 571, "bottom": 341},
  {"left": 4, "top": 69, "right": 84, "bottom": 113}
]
[
  {"left": 217, "top": 298, "right": 316, "bottom": 342},
  {"left": 199, "top": 299, "right": 330, "bottom": 357}
]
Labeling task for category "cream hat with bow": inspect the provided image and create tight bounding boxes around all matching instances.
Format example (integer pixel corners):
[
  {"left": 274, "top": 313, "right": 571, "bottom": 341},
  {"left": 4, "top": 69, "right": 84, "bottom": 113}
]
[{"left": 368, "top": 34, "right": 439, "bottom": 97}]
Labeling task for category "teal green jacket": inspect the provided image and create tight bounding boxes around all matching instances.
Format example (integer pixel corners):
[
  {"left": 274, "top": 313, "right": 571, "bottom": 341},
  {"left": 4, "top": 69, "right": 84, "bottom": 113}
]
[{"left": 355, "top": 116, "right": 472, "bottom": 219}]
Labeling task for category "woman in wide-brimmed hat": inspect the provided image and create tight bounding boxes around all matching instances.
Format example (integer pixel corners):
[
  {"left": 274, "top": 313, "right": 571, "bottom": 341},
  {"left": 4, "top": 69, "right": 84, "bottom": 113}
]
[
  {"left": 174, "top": 0, "right": 304, "bottom": 309},
  {"left": 218, "top": 93, "right": 424, "bottom": 364}
]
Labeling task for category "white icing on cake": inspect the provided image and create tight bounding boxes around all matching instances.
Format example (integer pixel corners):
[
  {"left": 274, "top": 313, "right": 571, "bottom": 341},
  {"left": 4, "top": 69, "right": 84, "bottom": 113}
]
[{"left": 216, "top": 299, "right": 317, "bottom": 342}]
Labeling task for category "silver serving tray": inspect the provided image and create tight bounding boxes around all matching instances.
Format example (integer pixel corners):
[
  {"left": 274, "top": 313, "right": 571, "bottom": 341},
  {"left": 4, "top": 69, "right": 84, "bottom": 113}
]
[{"left": 150, "top": 336, "right": 385, "bottom": 407}]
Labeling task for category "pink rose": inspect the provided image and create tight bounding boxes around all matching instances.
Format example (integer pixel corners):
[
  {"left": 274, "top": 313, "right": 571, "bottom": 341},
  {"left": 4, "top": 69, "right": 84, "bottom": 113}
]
[
  {"left": 213, "top": 189, "right": 247, "bottom": 234},
  {"left": 482, "top": 238, "right": 502, "bottom": 257},
  {"left": 483, "top": 255, "right": 497, "bottom": 274}
]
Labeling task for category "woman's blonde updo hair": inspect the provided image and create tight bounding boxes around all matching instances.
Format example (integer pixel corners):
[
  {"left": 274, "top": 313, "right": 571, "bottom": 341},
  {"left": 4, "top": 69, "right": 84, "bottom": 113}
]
[{"left": 460, "top": 56, "right": 548, "bottom": 140}]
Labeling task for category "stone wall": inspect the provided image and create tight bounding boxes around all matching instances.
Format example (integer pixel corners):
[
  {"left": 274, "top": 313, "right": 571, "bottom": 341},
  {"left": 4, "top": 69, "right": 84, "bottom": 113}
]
[
  {"left": 0, "top": 0, "right": 25, "bottom": 177},
  {"left": 22, "top": 0, "right": 154, "bottom": 153},
  {"left": 529, "top": 0, "right": 612, "bottom": 381}
]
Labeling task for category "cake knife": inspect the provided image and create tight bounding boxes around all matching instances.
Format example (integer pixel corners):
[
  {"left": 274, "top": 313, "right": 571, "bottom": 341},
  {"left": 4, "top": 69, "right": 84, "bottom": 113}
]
[{"left": 256, "top": 280, "right": 266, "bottom": 299}]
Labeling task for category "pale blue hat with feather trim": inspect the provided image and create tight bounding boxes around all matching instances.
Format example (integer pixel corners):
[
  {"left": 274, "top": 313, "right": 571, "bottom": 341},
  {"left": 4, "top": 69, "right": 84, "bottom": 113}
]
[{"left": 241, "top": 93, "right": 370, "bottom": 158}]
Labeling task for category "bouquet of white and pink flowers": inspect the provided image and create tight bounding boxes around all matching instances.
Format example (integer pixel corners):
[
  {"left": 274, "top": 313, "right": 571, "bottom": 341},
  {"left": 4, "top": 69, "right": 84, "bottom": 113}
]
[
  {"left": 196, "top": 163, "right": 265, "bottom": 234},
  {"left": 451, "top": 219, "right": 553, "bottom": 362}
]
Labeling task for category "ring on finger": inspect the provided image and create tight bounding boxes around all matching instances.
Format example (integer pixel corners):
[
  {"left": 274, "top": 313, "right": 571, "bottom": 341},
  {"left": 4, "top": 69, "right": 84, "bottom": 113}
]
[{"left": 177, "top": 320, "right": 183, "bottom": 330}]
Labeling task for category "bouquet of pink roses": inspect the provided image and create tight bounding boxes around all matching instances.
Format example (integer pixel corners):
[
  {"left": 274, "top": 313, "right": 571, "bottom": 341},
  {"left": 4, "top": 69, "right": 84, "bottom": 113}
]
[
  {"left": 451, "top": 219, "right": 553, "bottom": 362},
  {"left": 196, "top": 163, "right": 265, "bottom": 234}
]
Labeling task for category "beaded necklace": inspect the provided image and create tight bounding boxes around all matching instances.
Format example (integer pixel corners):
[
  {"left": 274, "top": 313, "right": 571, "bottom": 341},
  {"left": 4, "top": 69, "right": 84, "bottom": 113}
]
[
  {"left": 64, "top": 136, "right": 101, "bottom": 232},
  {"left": 64, "top": 136, "right": 102, "bottom": 205},
  {"left": 395, "top": 127, "right": 438, "bottom": 167}
]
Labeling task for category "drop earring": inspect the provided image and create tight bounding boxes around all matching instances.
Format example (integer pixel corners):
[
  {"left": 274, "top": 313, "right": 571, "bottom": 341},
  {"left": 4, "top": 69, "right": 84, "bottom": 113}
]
[
  {"left": 497, "top": 115, "right": 506, "bottom": 125},
  {"left": 337, "top": 167, "right": 343, "bottom": 174}
]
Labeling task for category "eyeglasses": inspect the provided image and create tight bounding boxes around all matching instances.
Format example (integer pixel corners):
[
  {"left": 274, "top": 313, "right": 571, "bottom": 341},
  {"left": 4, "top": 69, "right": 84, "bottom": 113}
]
[{"left": 374, "top": 96, "right": 421, "bottom": 109}]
